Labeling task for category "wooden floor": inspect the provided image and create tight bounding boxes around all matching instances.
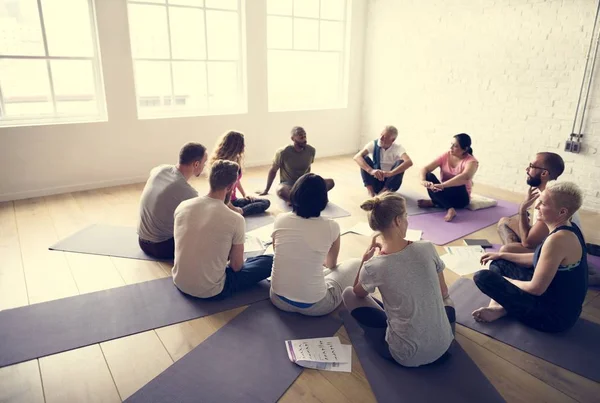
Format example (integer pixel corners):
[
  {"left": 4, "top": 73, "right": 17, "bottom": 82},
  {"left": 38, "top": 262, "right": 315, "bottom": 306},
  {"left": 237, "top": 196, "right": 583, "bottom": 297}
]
[{"left": 1, "top": 155, "right": 599, "bottom": 403}]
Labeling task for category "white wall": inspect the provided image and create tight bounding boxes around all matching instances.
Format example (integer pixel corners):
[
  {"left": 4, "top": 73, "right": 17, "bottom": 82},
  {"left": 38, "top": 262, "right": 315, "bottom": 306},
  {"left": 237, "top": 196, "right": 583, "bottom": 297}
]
[
  {"left": 362, "top": 0, "right": 600, "bottom": 212},
  {"left": 0, "top": 0, "right": 367, "bottom": 201}
]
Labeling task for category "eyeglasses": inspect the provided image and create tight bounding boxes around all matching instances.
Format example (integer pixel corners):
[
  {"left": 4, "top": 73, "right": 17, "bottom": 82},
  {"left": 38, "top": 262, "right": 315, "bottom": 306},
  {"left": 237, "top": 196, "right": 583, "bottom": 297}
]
[{"left": 527, "top": 163, "right": 548, "bottom": 171}]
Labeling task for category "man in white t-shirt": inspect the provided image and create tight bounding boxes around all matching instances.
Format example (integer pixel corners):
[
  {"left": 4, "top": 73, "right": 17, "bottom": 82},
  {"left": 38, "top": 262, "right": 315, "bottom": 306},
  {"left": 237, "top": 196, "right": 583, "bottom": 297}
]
[
  {"left": 353, "top": 125, "right": 413, "bottom": 197},
  {"left": 172, "top": 160, "right": 273, "bottom": 299}
]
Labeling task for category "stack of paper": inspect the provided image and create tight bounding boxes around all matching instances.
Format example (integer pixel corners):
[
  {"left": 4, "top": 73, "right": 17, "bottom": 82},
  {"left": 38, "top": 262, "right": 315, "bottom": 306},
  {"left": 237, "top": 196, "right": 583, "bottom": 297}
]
[
  {"left": 286, "top": 337, "right": 352, "bottom": 373},
  {"left": 247, "top": 224, "right": 274, "bottom": 245},
  {"left": 440, "top": 246, "right": 487, "bottom": 275},
  {"left": 244, "top": 235, "right": 266, "bottom": 259}
]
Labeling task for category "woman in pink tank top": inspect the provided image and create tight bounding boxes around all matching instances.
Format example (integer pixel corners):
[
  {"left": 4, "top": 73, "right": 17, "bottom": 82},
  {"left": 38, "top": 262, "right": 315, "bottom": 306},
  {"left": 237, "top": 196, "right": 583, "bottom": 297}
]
[{"left": 417, "top": 133, "right": 479, "bottom": 222}]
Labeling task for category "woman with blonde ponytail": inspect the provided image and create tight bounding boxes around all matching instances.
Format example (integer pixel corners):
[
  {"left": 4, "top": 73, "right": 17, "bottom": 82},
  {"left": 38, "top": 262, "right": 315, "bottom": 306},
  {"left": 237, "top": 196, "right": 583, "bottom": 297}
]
[
  {"left": 210, "top": 131, "right": 270, "bottom": 216},
  {"left": 342, "top": 192, "right": 456, "bottom": 367}
]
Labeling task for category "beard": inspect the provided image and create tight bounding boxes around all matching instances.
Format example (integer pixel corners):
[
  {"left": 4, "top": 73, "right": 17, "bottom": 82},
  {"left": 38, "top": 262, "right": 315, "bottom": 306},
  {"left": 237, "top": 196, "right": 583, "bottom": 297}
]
[{"left": 527, "top": 172, "right": 542, "bottom": 187}]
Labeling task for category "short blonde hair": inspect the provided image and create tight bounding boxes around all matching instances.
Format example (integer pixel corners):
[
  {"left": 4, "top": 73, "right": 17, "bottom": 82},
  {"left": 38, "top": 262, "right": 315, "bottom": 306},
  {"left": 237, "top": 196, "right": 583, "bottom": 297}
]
[
  {"left": 209, "top": 160, "right": 239, "bottom": 191},
  {"left": 546, "top": 181, "right": 583, "bottom": 218},
  {"left": 360, "top": 192, "right": 406, "bottom": 232}
]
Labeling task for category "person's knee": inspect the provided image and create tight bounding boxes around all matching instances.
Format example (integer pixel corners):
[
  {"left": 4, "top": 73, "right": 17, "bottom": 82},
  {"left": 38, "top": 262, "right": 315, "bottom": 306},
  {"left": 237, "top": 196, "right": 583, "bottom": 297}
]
[
  {"left": 473, "top": 269, "right": 493, "bottom": 287},
  {"left": 425, "top": 172, "right": 436, "bottom": 181},
  {"left": 342, "top": 286, "right": 357, "bottom": 308},
  {"left": 497, "top": 216, "right": 510, "bottom": 230}
]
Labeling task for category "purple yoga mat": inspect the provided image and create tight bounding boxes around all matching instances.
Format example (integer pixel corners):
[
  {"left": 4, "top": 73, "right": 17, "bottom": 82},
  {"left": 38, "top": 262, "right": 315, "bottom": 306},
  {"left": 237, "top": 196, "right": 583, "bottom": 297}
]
[
  {"left": 407, "top": 199, "right": 519, "bottom": 245},
  {"left": 450, "top": 278, "right": 600, "bottom": 382},
  {"left": 0, "top": 277, "right": 269, "bottom": 368},
  {"left": 341, "top": 311, "right": 505, "bottom": 403},
  {"left": 125, "top": 300, "right": 342, "bottom": 403}
]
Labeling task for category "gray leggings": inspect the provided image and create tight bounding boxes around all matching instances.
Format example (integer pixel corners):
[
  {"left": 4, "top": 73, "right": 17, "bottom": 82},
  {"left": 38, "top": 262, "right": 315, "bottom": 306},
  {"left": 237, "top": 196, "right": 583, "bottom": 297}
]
[{"left": 342, "top": 287, "right": 456, "bottom": 362}]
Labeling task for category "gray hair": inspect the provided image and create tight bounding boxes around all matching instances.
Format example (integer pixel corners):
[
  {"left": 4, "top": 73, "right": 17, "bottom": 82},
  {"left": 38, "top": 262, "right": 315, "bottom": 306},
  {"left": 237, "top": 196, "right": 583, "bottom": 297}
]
[
  {"left": 546, "top": 181, "right": 583, "bottom": 218},
  {"left": 384, "top": 125, "right": 398, "bottom": 138}
]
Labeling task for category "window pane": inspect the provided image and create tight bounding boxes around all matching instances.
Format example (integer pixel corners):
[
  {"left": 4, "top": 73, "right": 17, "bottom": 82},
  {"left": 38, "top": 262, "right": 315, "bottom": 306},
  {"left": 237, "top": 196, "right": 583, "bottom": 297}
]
[
  {"left": 169, "top": 0, "right": 202, "bottom": 5},
  {"left": 320, "top": 20, "right": 343, "bottom": 51},
  {"left": 205, "top": 0, "right": 237, "bottom": 10},
  {"left": 293, "top": 18, "right": 318, "bottom": 50},
  {"left": 268, "top": 50, "right": 341, "bottom": 110},
  {"left": 267, "top": 0, "right": 292, "bottom": 15},
  {"left": 170, "top": 7, "right": 206, "bottom": 59},
  {"left": 0, "top": 0, "right": 44, "bottom": 56},
  {"left": 293, "top": 0, "right": 319, "bottom": 18},
  {"left": 134, "top": 61, "right": 172, "bottom": 110},
  {"left": 50, "top": 60, "right": 97, "bottom": 115},
  {"left": 0, "top": 59, "right": 53, "bottom": 117},
  {"left": 320, "top": 0, "right": 345, "bottom": 20},
  {"left": 128, "top": 4, "right": 170, "bottom": 58},
  {"left": 267, "top": 16, "right": 292, "bottom": 49},
  {"left": 206, "top": 10, "right": 238, "bottom": 60},
  {"left": 172, "top": 61, "right": 207, "bottom": 110},
  {"left": 42, "top": 0, "right": 93, "bottom": 57},
  {"left": 207, "top": 61, "right": 239, "bottom": 110}
]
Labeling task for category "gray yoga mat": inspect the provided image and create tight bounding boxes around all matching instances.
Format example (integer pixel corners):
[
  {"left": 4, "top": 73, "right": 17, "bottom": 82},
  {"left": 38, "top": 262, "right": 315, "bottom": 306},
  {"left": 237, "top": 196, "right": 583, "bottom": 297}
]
[
  {"left": 0, "top": 277, "right": 269, "bottom": 368},
  {"left": 450, "top": 278, "right": 600, "bottom": 382},
  {"left": 274, "top": 199, "right": 351, "bottom": 218},
  {"left": 341, "top": 311, "right": 505, "bottom": 403},
  {"left": 398, "top": 188, "right": 446, "bottom": 216},
  {"left": 50, "top": 218, "right": 275, "bottom": 261},
  {"left": 125, "top": 300, "right": 342, "bottom": 403}
]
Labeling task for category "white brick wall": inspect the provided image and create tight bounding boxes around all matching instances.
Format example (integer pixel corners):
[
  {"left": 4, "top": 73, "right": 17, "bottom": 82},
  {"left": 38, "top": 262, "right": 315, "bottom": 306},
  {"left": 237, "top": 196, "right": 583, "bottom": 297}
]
[{"left": 361, "top": 0, "right": 600, "bottom": 212}]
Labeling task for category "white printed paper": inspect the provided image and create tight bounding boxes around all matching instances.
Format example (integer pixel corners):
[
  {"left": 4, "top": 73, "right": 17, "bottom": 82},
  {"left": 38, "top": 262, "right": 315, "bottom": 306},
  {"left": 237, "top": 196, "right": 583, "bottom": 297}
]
[
  {"left": 441, "top": 246, "right": 487, "bottom": 275},
  {"left": 247, "top": 224, "right": 274, "bottom": 245},
  {"left": 244, "top": 235, "right": 265, "bottom": 253},
  {"left": 286, "top": 337, "right": 352, "bottom": 372},
  {"left": 405, "top": 229, "right": 422, "bottom": 242},
  {"left": 342, "top": 222, "right": 374, "bottom": 237}
]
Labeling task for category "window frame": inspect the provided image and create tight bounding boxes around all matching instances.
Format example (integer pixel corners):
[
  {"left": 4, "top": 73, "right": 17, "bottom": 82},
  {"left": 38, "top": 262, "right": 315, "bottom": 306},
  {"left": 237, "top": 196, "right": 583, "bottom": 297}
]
[
  {"left": 127, "top": 0, "right": 247, "bottom": 119},
  {"left": 0, "top": 0, "right": 107, "bottom": 127},
  {"left": 266, "top": 0, "right": 350, "bottom": 112}
]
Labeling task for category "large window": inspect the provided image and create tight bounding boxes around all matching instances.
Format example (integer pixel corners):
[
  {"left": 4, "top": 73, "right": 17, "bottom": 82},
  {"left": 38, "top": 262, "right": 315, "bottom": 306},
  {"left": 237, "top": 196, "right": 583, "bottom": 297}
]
[
  {"left": 0, "top": 0, "right": 105, "bottom": 126},
  {"left": 127, "top": 0, "right": 245, "bottom": 118},
  {"left": 267, "top": 0, "right": 349, "bottom": 111}
]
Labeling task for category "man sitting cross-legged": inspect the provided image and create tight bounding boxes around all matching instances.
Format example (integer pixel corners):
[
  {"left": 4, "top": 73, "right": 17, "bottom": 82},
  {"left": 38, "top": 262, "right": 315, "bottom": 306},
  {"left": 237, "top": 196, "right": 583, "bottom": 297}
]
[
  {"left": 354, "top": 125, "right": 413, "bottom": 197},
  {"left": 137, "top": 142, "right": 207, "bottom": 260},
  {"left": 172, "top": 160, "right": 273, "bottom": 299},
  {"left": 258, "top": 126, "right": 334, "bottom": 204}
]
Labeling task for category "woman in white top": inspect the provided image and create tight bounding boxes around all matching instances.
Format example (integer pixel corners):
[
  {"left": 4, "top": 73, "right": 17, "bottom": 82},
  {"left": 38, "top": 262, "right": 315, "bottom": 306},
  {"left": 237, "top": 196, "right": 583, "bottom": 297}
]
[
  {"left": 342, "top": 192, "right": 455, "bottom": 367},
  {"left": 270, "top": 173, "right": 361, "bottom": 316}
]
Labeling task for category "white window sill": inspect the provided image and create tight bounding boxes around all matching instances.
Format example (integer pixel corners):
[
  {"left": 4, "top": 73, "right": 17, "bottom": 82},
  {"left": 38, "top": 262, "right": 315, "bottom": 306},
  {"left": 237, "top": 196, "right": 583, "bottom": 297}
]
[{"left": 0, "top": 115, "right": 108, "bottom": 129}]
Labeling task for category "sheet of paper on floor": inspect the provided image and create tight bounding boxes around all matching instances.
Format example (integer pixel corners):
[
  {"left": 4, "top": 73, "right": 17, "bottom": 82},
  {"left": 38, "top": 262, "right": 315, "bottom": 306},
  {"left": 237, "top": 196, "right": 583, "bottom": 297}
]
[
  {"left": 286, "top": 337, "right": 352, "bottom": 373},
  {"left": 247, "top": 224, "right": 274, "bottom": 244},
  {"left": 441, "top": 246, "right": 488, "bottom": 276},
  {"left": 244, "top": 235, "right": 265, "bottom": 253}
]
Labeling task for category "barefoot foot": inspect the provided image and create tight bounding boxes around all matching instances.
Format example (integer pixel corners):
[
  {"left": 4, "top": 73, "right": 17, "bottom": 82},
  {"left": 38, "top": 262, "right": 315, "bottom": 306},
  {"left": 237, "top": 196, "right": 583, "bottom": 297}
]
[
  {"left": 444, "top": 208, "right": 457, "bottom": 222},
  {"left": 472, "top": 306, "right": 507, "bottom": 323},
  {"left": 418, "top": 199, "right": 435, "bottom": 208}
]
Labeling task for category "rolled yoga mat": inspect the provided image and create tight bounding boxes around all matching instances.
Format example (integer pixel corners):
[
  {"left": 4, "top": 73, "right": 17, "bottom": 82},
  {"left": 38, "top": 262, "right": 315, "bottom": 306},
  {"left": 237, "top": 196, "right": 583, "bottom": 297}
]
[
  {"left": 407, "top": 199, "right": 519, "bottom": 245},
  {"left": 125, "top": 300, "right": 342, "bottom": 403},
  {"left": 49, "top": 218, "right": 275, "bottom": 261},
  {"left": 450, "top": 278, "right": 600, "bottom": 382},
  {"left": 341, "top": 310, "right": 505, "bottom": 403},
  {"left": 0, "top": 277, "right": 269, "bottom": 368}
]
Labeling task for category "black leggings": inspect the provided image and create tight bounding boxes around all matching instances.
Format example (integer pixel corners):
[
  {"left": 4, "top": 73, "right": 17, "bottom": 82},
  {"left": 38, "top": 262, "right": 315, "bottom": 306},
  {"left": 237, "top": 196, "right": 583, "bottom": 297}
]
[
  {"left": 138, "top": 237, "right": 174, "bottom": 260},
  {"left": 426, "top": 172, "right": 469, "bottom": 209},
  {"left": 350, "top": 299, "right": 456, "bottom": 363},
  {"left": 232, "top": 197, "right": 271, "bottom": 216},
  {"left": 473, "top": 260, "right": 576, "bottom": 332}
]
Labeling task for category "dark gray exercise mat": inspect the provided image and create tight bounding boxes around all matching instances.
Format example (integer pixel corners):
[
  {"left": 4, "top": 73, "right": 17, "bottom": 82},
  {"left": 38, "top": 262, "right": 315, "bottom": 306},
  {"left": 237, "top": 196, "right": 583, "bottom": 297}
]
[
  {"left": 125, "top": 300, "right": 342, "bottom": 403},
  {"left": 397, "top": 188, "right": 446, "bottom": 216},
  {"left": 50, "top": 218, "right": 275, "bottom": 261},
  {"left": 450, "top": 278, "right": 600, "bottom": 382},
  {"left": 0, "top": 277, "right": 269, "bottom": 368},
  {"left": 341, "top": 311, "right": 505, "bottom": 403}
]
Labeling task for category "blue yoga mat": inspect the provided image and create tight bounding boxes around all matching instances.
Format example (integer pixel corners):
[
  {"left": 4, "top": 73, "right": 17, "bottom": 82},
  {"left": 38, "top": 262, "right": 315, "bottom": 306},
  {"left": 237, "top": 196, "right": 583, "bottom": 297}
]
[
  {"left": 125, "top": 300, "right": 342, "bottom": 403},
  {"left": 0, "top": 277, "right": 269, "bottom": 368},
  {"left": 342, "top": 310, "right": 505, "bottom": 403}
]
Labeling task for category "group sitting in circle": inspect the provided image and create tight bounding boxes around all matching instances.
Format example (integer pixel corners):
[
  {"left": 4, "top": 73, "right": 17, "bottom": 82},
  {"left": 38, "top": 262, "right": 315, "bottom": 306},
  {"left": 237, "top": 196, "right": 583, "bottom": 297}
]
[{"left": 134, "top": 124, "right": 592, "bottom": 368}]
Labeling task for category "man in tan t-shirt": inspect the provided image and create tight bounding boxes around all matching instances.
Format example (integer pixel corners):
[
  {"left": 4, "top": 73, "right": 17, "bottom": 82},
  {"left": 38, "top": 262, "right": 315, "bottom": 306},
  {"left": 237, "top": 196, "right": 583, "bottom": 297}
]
[{"left": 258, "top": 126, "right": 335, "bottom": 203}]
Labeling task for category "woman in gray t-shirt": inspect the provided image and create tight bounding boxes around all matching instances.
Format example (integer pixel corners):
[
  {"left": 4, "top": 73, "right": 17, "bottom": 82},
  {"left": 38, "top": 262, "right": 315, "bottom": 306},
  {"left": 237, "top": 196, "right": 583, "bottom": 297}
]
[{"left": 342, "top": 192, "right": 455, "bottom": 367}]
